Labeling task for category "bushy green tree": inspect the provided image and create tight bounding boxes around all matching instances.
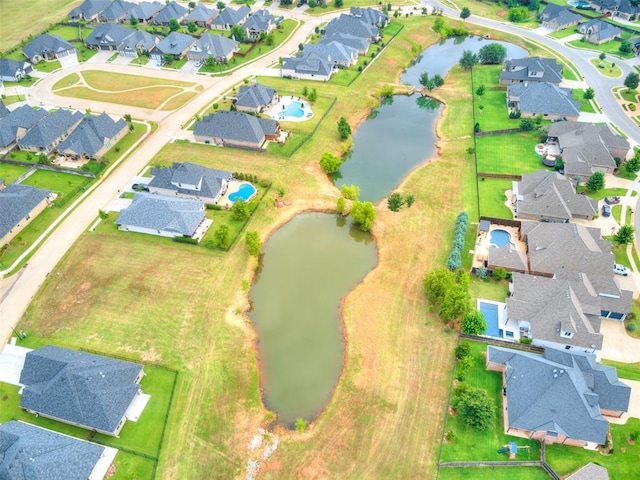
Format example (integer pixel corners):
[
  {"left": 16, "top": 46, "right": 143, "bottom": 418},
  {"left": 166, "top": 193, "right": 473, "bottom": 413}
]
[
  {"left": 336, "top": 196, "right": 346, "bottom": 214},
  {"left": 625, "top": 72, "right": 640, "bottom": 92},
  {"left": 405, "top": 194, "right": 415, "bottom": 207},
  {"left": 340, "top": 184, "right": 360, "bottom": 201},
  {"left": 230, "top": 24, "right": 245, "bottom": 41},
  {"left": 508, "top": 6, "right": 529, "bottom": 22},
  {"left": 387, "top": 192, "right": 404, "bottom": 212},
  {"left": 319, "top": 152, "right": 343, "bottom": 174},
  {"left": 350, "top": 201, "right": 376, "bottom": 232},
  {"left": 520, "top": 118, "right": 535, "bottom": 131},
  {"left": 169, "top": 18, "right": 180, "bottom": 31},
  {"left": 231, "top": 198, "right": 250, "bottom": 221},
  {"left": 620, "top": 41, "right": 632, "bottom": 54},
  {"left": 214, "top": 224, "right": 231, "bottom": 248},
  {"left": 624, "top": 156, "right": 640, "bottom": 174},
  {"left": 583, "top": 88, "right": 595, "bottom": 100},
  {"left": 453, "top": 387, "right": 495, "bottom": 431},
  {"left": 476, "top": 84, "right": 485, "bottom": 97},
  {"left": 614, "top": 224, "right": 635, "bottom": 245},
  {"left": 478, "top": 43, "right": 507, "bottom": 64},
  {"left": 461, "top": 310, "right": 487, "bottom": 335},
  {"left": 455, "top": 342, "right": 471, "bottom": 360},
  {"left": 460, "top": 6, "right": 471, "bottom": 19},
  {"left": 187, "top": 21, "right": 197, "bottom": 34},
  {"left": 337, "top": 116, "right": 351, "bottom": 139},
  {"left": 585, "top": 171, "right": 605, "bottom": 192},
  {"left": 459, "top": 50, "right": 478, "bottom": 70},
  {"left": 423, "top": 267, "right": 471, "bottom": 322},
  {"left": 447, "top": 250, "right": 462, "bottom": 270},
  {"left": 245, "top": 231, "right": 261, "bottom": 256}
]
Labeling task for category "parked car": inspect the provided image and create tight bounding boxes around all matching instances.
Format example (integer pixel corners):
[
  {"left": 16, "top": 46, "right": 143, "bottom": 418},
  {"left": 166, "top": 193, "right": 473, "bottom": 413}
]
[
  {"left": 613, "top": 264, "right": 630, "bottom": 276},
  {"left": 605, "top": 196, "right": 621, "bottom": 205},
  {"left": 602, "top": 204, "right": 611, "bottom": 217},
  {"left": 132, "top": 183, "right": 148, "bottom": 192}
]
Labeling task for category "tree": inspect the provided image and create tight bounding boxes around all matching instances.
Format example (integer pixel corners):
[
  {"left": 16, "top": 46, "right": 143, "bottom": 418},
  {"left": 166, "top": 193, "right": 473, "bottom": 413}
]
[
  {"left": 459, "top": 50, "right": 478, "bottom": 70},
  {"left": 124, "top": 113, "right": 132, "bottom": 123},
  {"left": 334, "top": 0, "right": 343, "bottom": 7},
  {"left": 168, "top": 18, "right": 180, "bottom": 32},
  {"left": 520, "top": 118, "right": 535, "bottom": 131},
  {"left": 423, "top": 268, "right": 471, "bottom": 323},
  {"left": 308, "top": 87, "right": 318, "bottom": 102},
  {"left": 453, "top": 387, "right": 495, "bottom": 431},
  {"left": 439, "top": 282, "right": 471, "bottom": 321},
  {"left": 230, "top": 24, "right": 245, "bottom": 41},
  {"left": 614, "top": 224, "right": 635, "bottom": 245},
  {"left": 461, "top": 310, "right": 487, "bottom": 335},
  {"left": 295, "top": 418, "right": 307, "bottom": 432},
  {"left": 585, "top": 171, "right": 605, "bottom": 192},
  {"left": 98, "top": 209, "right": 109, "bottom": 220},
  {"left": 337, "top": 116, "right": 351, "bottom": 139},
  {"left": 460, "top": 6, "right": 471, "bottom": 19},
  {"left": 620, "top": 41, "right": 632, "bottom": 54},
  {"left": 187, "top": 21, "right": 197, "bottom": 34},
  {"left": 309, "top": 0, "right": 317, "bottom": 7},
  {"left": 350, "top": 201, "right": 376, "bottom": 232},
  {"left": 231, "top": 198, "right": 250, "bottom": 221},
  {"left": 599, "top": 52, "right": 606, "bottom": 61},
  {"left": 217, "top": 0, "right": 226, "bottom": 10},
  {"left": 455, "top": 342, "right": 471, "bottom": 360},
  {"left": 319, "top": 152, "right": 343, "bottom": 174},
  {"left": 163, "top": 53, "right": 174, "bottom": 64},
  {"left": 245, "top": 231, "right": 261, "bottom": 256},
  {"left": 624, "top": 72, "right": 640, "bottom": 92},
  {"left": 387, "top": 192, "right": 404, "bottom": 212},
  {"left": 340, "top": 184, "right": 360, "bottom": 200},
  {"left": 189, "top": 1, "right": 196, "bottom": 7},
  {"left": 475, "top": 84, "right": 485, "bottom": 97},
  {"left": 214, "top": 224, "right": 231, "bottom": 248},
  {"left": 583, "top": 88, "right": 595, "bottom": 100},
  {"left": 336, "top": 196, "right": 346, "bottom": 214},
  {"left": 508, "top": 6, "right": 529, "bottom": 22},
  {"left": 405, "top": 193, "right": 415, "bottom": 207},
  {"left": 478, "top": 43, "right": 507, "bottom": 64},
  {"left": 624, "top": 156, "right": 640, "bottom": 174},
  {"left": 130, "top": 14, "right": 139, "bottom": 26}
]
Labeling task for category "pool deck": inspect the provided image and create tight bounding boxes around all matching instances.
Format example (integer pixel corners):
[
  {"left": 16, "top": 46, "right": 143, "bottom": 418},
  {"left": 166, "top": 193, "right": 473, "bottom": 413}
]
[
  {"left": 267, "top": 96, "right": 314, "bottom": 123},
  {"left": 471, "top": 224, "right": 527, "bottom": 271}
]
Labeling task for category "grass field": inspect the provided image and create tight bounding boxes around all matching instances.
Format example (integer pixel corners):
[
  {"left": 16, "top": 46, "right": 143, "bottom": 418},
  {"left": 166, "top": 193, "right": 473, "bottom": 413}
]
[
  {"left": 572, "top": 89, "right": 596, "bottom": 113},
  {"left": 472, "top": 66, "right": 520, "bottom": 132},
  {"left": 20, "top": 169, "right": 88, "bottom": 198},
  {"left": 476, "top": 131, "right": 546, "bottom": 175},
  {"left": 0, "top": 0, "right": 82, "bottom": 54},
  {"left": 0, "top": 163, "right": 30, "bottom": 184},
  {"left": 16, "top": 16, "right": 559, "bottom": 480},
  {"left": 589, "top": 58, "right": 623, "bottom": 77},
  {"left": 56, "top": 70, "right": 196, "bottom": 90},
  {"left": 438, "top": 466, "right": 551, "bottom": 479},
  {"left": 478, "top": 177, "right": 513, "bottom": 219}
]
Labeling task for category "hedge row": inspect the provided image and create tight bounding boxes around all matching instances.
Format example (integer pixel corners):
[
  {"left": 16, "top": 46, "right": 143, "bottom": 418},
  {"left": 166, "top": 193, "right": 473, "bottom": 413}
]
[{"left": 447, "top": 211, "right": 469, "bottom": 270}]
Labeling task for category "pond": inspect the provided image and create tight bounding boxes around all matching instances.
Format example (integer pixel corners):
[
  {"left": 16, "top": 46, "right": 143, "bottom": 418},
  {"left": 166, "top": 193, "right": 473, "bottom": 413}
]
[{"left": 249, "top": 213, "right": 377, "bottom": 425}]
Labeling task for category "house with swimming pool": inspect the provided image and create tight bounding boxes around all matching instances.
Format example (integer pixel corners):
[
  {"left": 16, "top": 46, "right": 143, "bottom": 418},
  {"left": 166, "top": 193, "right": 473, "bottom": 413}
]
[
  {"left": 234, "top": 82, "right": 278, "bottom": 114},
  {"left": 147, "top": 162, "right": 232, "bottom": 205},
  {"left": 194, "top": 111, "right": 281, "bottom": 149}
]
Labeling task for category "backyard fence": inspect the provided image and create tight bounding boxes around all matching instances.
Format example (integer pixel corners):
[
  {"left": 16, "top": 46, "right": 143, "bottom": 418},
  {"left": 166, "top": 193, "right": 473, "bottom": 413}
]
[
  {"left": 459, "top": 334, "right": 544, "bottom": 354},
  {"left": 0, "top": 158, "right": 95, "bottom": 178},
  {"left": 475, "top": 128, "right": 521, "bottom": 138},
  {"left": 477, "top": 172, "right": 521, "bottom": 180},
  {"left": 479, "top": 216, "right": 521, "bottom": 229}
]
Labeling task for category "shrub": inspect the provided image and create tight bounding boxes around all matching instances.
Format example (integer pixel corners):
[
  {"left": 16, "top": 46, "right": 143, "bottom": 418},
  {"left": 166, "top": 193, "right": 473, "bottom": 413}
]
[
  {"left": 509, "top": 110, "right": 521, "bottom": 119},
  {"left": 295, "top": 418, "right": 307, "bottom": 432},
  {"left": 173, "top": 236, "right": 198, "bottom": 245},
  {"left": 492, "top": 266, "right": 508, "bottom": 281},
  {"left": 455, "top": 355, "right": 473, "bottom": 381},
  {"left": 519, "top": 337, "right": 532, "bottom": 345},
  {"left": 627, "top": 322, "right": 637, "bottom": 332},
  {"left": 205, "top": 204, "right": 222, "bottom": 210},
  {"left": 455, "top": 342, "right": 471, "bottom": 360},
  {"left": 447, "top": 250, "right": 462, "bottom": 271}
]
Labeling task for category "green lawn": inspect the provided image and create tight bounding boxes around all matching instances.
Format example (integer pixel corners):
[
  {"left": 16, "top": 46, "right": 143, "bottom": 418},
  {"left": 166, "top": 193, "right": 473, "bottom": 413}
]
[
  {"left": 472, "top": 66, "right": 522, "bottom": 132},
  {"left": 440, "top": 340, "right": 542, "bottom": 462},
  {"left": 476, "top": 131, "right": 546, "bottom": 175},
  {"left": 468, "top": 276, "right": 510, "bottom": 303},
  {"left": 572, "top": 89, "right": 596, "bottom": 113},
  {"left": 48, "top": 24, "right": 84, "bottom": 41},
  {"left": 438, "top": 466, "right": 551, "bottom": 480},
  {"left": 20, "top": 169, "right": 88, "bottom": 197},
  {"left": 568, "top": 38, "right": 635, "bottom": 58},
  {"left": 33, "top": 60, "right": 62, "bottom": 73},
  {"left": 111, "top": 450, "right": 155, "bottom": 480},
  {"left": 0, "top": 163, "right": 30, "bottom": 184},
  {"left": 589, "top": 58, "right": 622, "bottom": 77},
  {"left": 575, "top": 186, "right": 628, "bottom": 200},
  {"left": 478, "top": 177, "right": 513, "bottom": 219},
  {"left": 549, "top": 27, "right": 578, "bottom": 39},
  {"left": 7, "top": 150, "right": 40, "bottom": 163}
]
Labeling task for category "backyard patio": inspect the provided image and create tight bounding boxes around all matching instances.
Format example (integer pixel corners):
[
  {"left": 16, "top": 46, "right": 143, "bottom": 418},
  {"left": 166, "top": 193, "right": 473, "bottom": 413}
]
[{"left": 471, "top": 220, "right": 527, "bottom": 272}]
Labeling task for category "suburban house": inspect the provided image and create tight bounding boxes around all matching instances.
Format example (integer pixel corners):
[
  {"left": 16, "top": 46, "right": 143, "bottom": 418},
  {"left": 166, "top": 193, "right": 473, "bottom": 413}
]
[
  {"left": 18, "top": 108, "right": 83, "bottom": 154},
  {"left": 22, "top": 34, "right": 76, "bottom": 63},
  {"left": 591, "top": 0, "right": 640, "bottom": 21},
  {"left": 324, "top": 14, "right": 380, "bottom": 44},
  {"left": 234, "top": 82, "right": 277, "bottom": 113},
  {"left": 68, "top": 0, "right": 111, "bottom": 21},
  {"left": 512, "top": 170, "right": 597, "bottom": 222},
  {"left": 187, "top": 34, "right": 239, "bottom": 63},
  {"left": 0, "top": 58, "right": 33, "bottom": 82},
  {"left": 578, "top": 19, "right": 622, "bottom": 45},
  {"left": 98, "top": 0, "right": 135, "bottom": 23},
  {"left": 0, "top": 184, "right": 53, "bottom": 247},
  {"left": 0, "top": 105, "right": 47, "bottom": 152},
  {"left": 499, "top": 57, "right": 563, "bottom": 85},
  {"left": 118, "top": 30, "right": 159, "bottom": 56},
  {"left": 0, "top": 100, "right": 9, "bottom": 119},
  {"left": 194, "top": 111, "right": 280, "bottom": 149},
  {"left": 242, "top": 9, "right": 278, "bottom": 39},
  {"left": 281, "top": 52, "right": 334, "bottom": 81},
  {"left": 210, "top": 6, "right": 251, "bottom": 31},
  {"left": 185, "top": 3, "right": 219, "bottom": 27},
  {"left": 129, "top": 1, "right": 164, "bottom": 24},
  {"left": 546, "top": 121, "right": 629, "bottom": 181},
  {"left": 85, "top": 23, "right": 136, "bottom": 51},
  {"left": 116, "top": 193, "right": 207, "bottom": 239},
  {"left": 540, "top": 4, "right": 582, "bottom": 31},
  {"left": 487, "top": 346, "right": 631, "bottom": 447},
  {"left": 303, "top": 41, "right": 359, "bottom": 68},
  {"left": 56, "top": 112, "right": 128, "bottom": 160},
  {"left": 349, "top": 7, "right": 389, "bottom": 27},
  {"left": 319, "top": 32, "right": 370, "bottom": 55},
  {"left": 0, "top": 421, "right": 116, "bottom": 480},
  {"left": 147, "top": 162, "right": 233, "bottom": 204},
  {"left": 567, "top": 463, "right": 610, "bottom": 480},
  {"left": 506, "top": 82, "right": 580, "bottom": 121},
  {"left": 19, "top": 345, "right": 145, "bottom": 437},
  {"left": 150, "top": 31, "right": 195, "bottom": 62},
  {"left": 151, "top": 1, "right": 188, "bottom": 25}
]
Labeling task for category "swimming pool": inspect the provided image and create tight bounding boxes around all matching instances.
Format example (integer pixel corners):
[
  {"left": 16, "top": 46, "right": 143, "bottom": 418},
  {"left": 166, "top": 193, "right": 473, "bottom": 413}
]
[
  {"left": 282, "top": 101, "right": 305, "bottom": 118},
  {"left": 568, "top": 0, "right": 590, "bottom": 7},
  {"left": 489, "top": 229, "right": 514, "bottom": 248},
  {"left": 479, "top": 301, "right": 501, "bottom": 338},
  {"left": 228, "top": 182, "right": 257, "bottom": 203}
]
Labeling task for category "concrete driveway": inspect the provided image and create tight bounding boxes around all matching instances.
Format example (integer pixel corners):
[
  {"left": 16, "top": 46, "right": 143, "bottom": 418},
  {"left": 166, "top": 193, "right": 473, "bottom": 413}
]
[
  {"left": 180, "top": 59, "right": 201, "bottom": 74},
  {"left": 58, "top": 52, "right": 79, "bottom": 69},
  {"left": 600, "top": 318, "right": 640, "bottom": 362},
  {"left": 0, "top": 343, "right": 31, "bottom": 386},
  {"left": 86, "top": 50, "right": 113, "bottom": 64}
]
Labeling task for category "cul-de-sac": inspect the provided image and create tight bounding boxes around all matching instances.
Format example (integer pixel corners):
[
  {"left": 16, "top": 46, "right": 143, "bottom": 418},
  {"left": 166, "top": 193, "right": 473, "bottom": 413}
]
[{"left": 2, "top": 0, "right": 640, "bottom": 478}]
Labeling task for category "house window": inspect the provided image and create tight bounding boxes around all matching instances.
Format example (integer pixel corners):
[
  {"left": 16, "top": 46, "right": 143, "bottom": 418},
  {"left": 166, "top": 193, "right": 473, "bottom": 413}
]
[
  {"left": 565, "top": 345, "right": 571, "bottom": 350},
  {"left": 505, "top": 331, "right": 514, "bottom": 338}
]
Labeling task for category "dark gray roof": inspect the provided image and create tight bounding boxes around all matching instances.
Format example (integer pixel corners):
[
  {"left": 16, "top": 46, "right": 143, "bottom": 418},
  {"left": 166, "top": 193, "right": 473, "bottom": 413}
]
[
  {"left": 185, "top": 4, "right": 218, "bottom": 23},
  {"left": 19, "top": 345, "right": 143, "bottom": 434},
  {"left": 0, "top": 105, "right": 47, "bottom": 148},
  {"left": 514, "top": 170, "right": 597, "bottom": 220},
  {"left": 0, "top": 421, "right": 105, "bottom": 480},
  {"left": 0, "top": 184, "right": 51, "bottom": 241},
  {"left": 153, "top": 31, "right": 194, "bottom": 56},
  {"left": 23, "top": 34, "right": 75, "bottom": 60},
  {"left": 235, "top": 83, "right": 276, "bottom": 109},
  {"left": 593, "top": 0, "right": 640, "bottom": 14},
  {"left": 57, "top": 113, "right": 127, "bottom": 157},
  {"left": 501, "top": 57, "right": 563, "bottom": 84},
  {"left": 508, "top": 82, "right": 580, "bottom": 117},
  {"left": 118, "top": 30, "right": 158, "bottom": 54},
  {"left": 540, "top": 4, "right": 583, "bottom": 27},
  {"left": 488, "top": 345, "right": 630, "bottom": 444},
  {"left": 324, "top": 14, "right": 378, "bottom": 41},
  {"left": 282, "top": 52, "right": 333, "bottom": 77},
  {"left": 349, "top": 7, "right": 388, "bottom": 25},
  {"left": 567, "top": 462, "right": 610, "bottom": 480},
  {"left": 116, "top": 193, "right": 205, "bottom": 236},
  {"left": 153, "top": 1, "right": 187, "bottom": 24},
  {"left": 319, "top": 32, "right": 369, "bottom": 52},
  {"left": 148, "top": 162, "right": 232, "bottom": 201},
  {"left": 189, "top": 34, "right": 238, "bottom": 60},
  {"left": 303, "top": 41, "right": 358, "bottom": 65},
  {"left": 69, "top": 0, "right": 111, "bottom": 18},
  {"left": 0, "top": 100, "right": 10, "bottom": 120},
  {"left": 194, "top": 111, "right": 278, "bottom": 146},
  {"left": 0, "top": 59, "right": 31, "bottom": 81},
  {"left": 579, "top": 20, "right": 622, "bottom": 42},
  {"left": 131, "top": 1, "right": 164, "bottom": 20},
  {"left": 18, "top": 109, "right": 83, "bottom": 150},
  {"left": 212, "top": 5, "right": 250, "bottom": 28},
  {"left": 85, "top": 23, "right": 133, "bottom": 49},
  {"left": 99, "top": 0, "right": 135, "bottom": 21},
  {"left": 242, "top": 10, "right": 276, "bottom": 33},
  {"left": 488, "top": 244, "right": 528, "bottom": 271}
]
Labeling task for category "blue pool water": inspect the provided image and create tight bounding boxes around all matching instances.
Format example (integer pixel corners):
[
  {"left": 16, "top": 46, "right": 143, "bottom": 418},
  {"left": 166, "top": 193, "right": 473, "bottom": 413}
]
[
  {"left": 479, "top": 302, "right": 500, "bottom": 338},
  {"left": 490, "top": 229, "right": 513, "bottom": 248},
  {"left": 568, "top": 0, "right": 590, "bottom": 7},
  {"left": 282, "top": 101, "right": 305, "bottom": 118},
  {"left": 229, "top": 183, "right": 256, "bottom": 203}
]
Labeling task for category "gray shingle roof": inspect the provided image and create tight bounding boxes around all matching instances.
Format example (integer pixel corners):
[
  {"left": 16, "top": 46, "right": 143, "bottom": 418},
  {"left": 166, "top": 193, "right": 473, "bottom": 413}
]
[
  {"left": 319, "top": 32, "right": 369, "bottom": 52},
  {"left": 0, "top": 58, "right": 31, "bottom": 81},
  {"left": 116, "top": 193, "right": 205, "bottom": 236},
  {"left": 593, "top": 0, "right": 640, "bottom": 14},
  {"left": 18, "top": 109, "right": 83, "bottom": 150},
  {"left": 282, "top": 52, "right": 333, "bottom": 77},
  {"left": 540, "top": 4, "right": 582, "bottom": 27},
  {"left": 189, "top": 34, "right": 238, "bottom": 60},
  {"left": 487, "top": 244, "right": 528, "bottom": 271},
  {"left": 579, "top": 20, "right": 622, "bottom": 42},
  {"left": 235, "top": 83, "right": 276, "bottom": 110},
  {"left": 212, "top": 5, "right": 250, "bottom": 28},
  {"left": 185, "top": 4, "right": 218, "bottom": 23},
  {"left": 324, "top": 14, "right": 378, "bottom": 41},
  {"left": 514, "top": 170, "right": 597, "bottom": 220},
  {"left": 153, "top": 31, "right": 194, "bottom": 56},
  {"left": 567, "top": 462, "right": 610, "bottom": 480},
  {"left": 0, "top": 105, "right": 47, "bottom": 147},
  {"left": 131, "top": 1, "right": 164, "bottom": 21},
  {"left": 99, "top": 0, "right": 135, "bottom": 21},
  {"left": 57, "top": 113, "right": 127, "bottom": 157},
  {"left": 500, "top": 57, "right": 563, "bottom": 84},
  {"left": 0, "top": 100, "right": 10, "bottom": 120},
  {"left": 153, "top": 1, "right": 187, "bottom": 24},
  {"left": 0, "top": 421, "right": 105, "bottom": 480},
  {"left": 303, "top": 41, "right": 358, "bottom": 65},
  {"left": 148, "top": 162, "right": 232, "bottom": 202},
  {"left": 22, "top": 34, "right": 75, "bottom": 60},
  {"left": 242, "top": 10, "right": 276, "bottom": 33},
  {"left": 118, "top": 30, "right": 158, "bottom": 54},
  {"left": 488, "top": 345, "right": 630, "bottom": 444},
  {"left": 69, "top": 0, "right": 111, "bottom": 18},
  {"left": 508, "top": 82, "right": 580, "bottom": 117},
  {"left": 19, "top": 345, "right": 143, "bottom": 434},
  {"left": 0, "top": 184, "right": 51, "bottom": 241},
  {"left": 194, "top": 111, "right": 278, "bottom": 146},
  {"left": 85, "top": 23, "right": 134, "bottom": 49},
  {"left": 349, "top": 7, "right": 388, "bottom": 26}
]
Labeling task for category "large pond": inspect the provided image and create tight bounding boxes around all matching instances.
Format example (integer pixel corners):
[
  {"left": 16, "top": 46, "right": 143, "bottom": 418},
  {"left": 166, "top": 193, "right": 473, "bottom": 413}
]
[{"left": 249, "top": 213, "right": 377, "bottom": 425}]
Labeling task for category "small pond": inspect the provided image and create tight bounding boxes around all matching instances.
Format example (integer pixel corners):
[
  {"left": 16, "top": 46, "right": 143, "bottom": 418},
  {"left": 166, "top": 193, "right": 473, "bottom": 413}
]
[{"left": 249, "top": 213, "right": 377, "bottom": 425}]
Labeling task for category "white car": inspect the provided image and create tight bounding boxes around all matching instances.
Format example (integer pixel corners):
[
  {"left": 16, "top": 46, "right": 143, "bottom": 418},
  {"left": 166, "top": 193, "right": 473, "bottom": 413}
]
[{"left": 613, "top": 264, "right": 630, "bottom": 276}]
